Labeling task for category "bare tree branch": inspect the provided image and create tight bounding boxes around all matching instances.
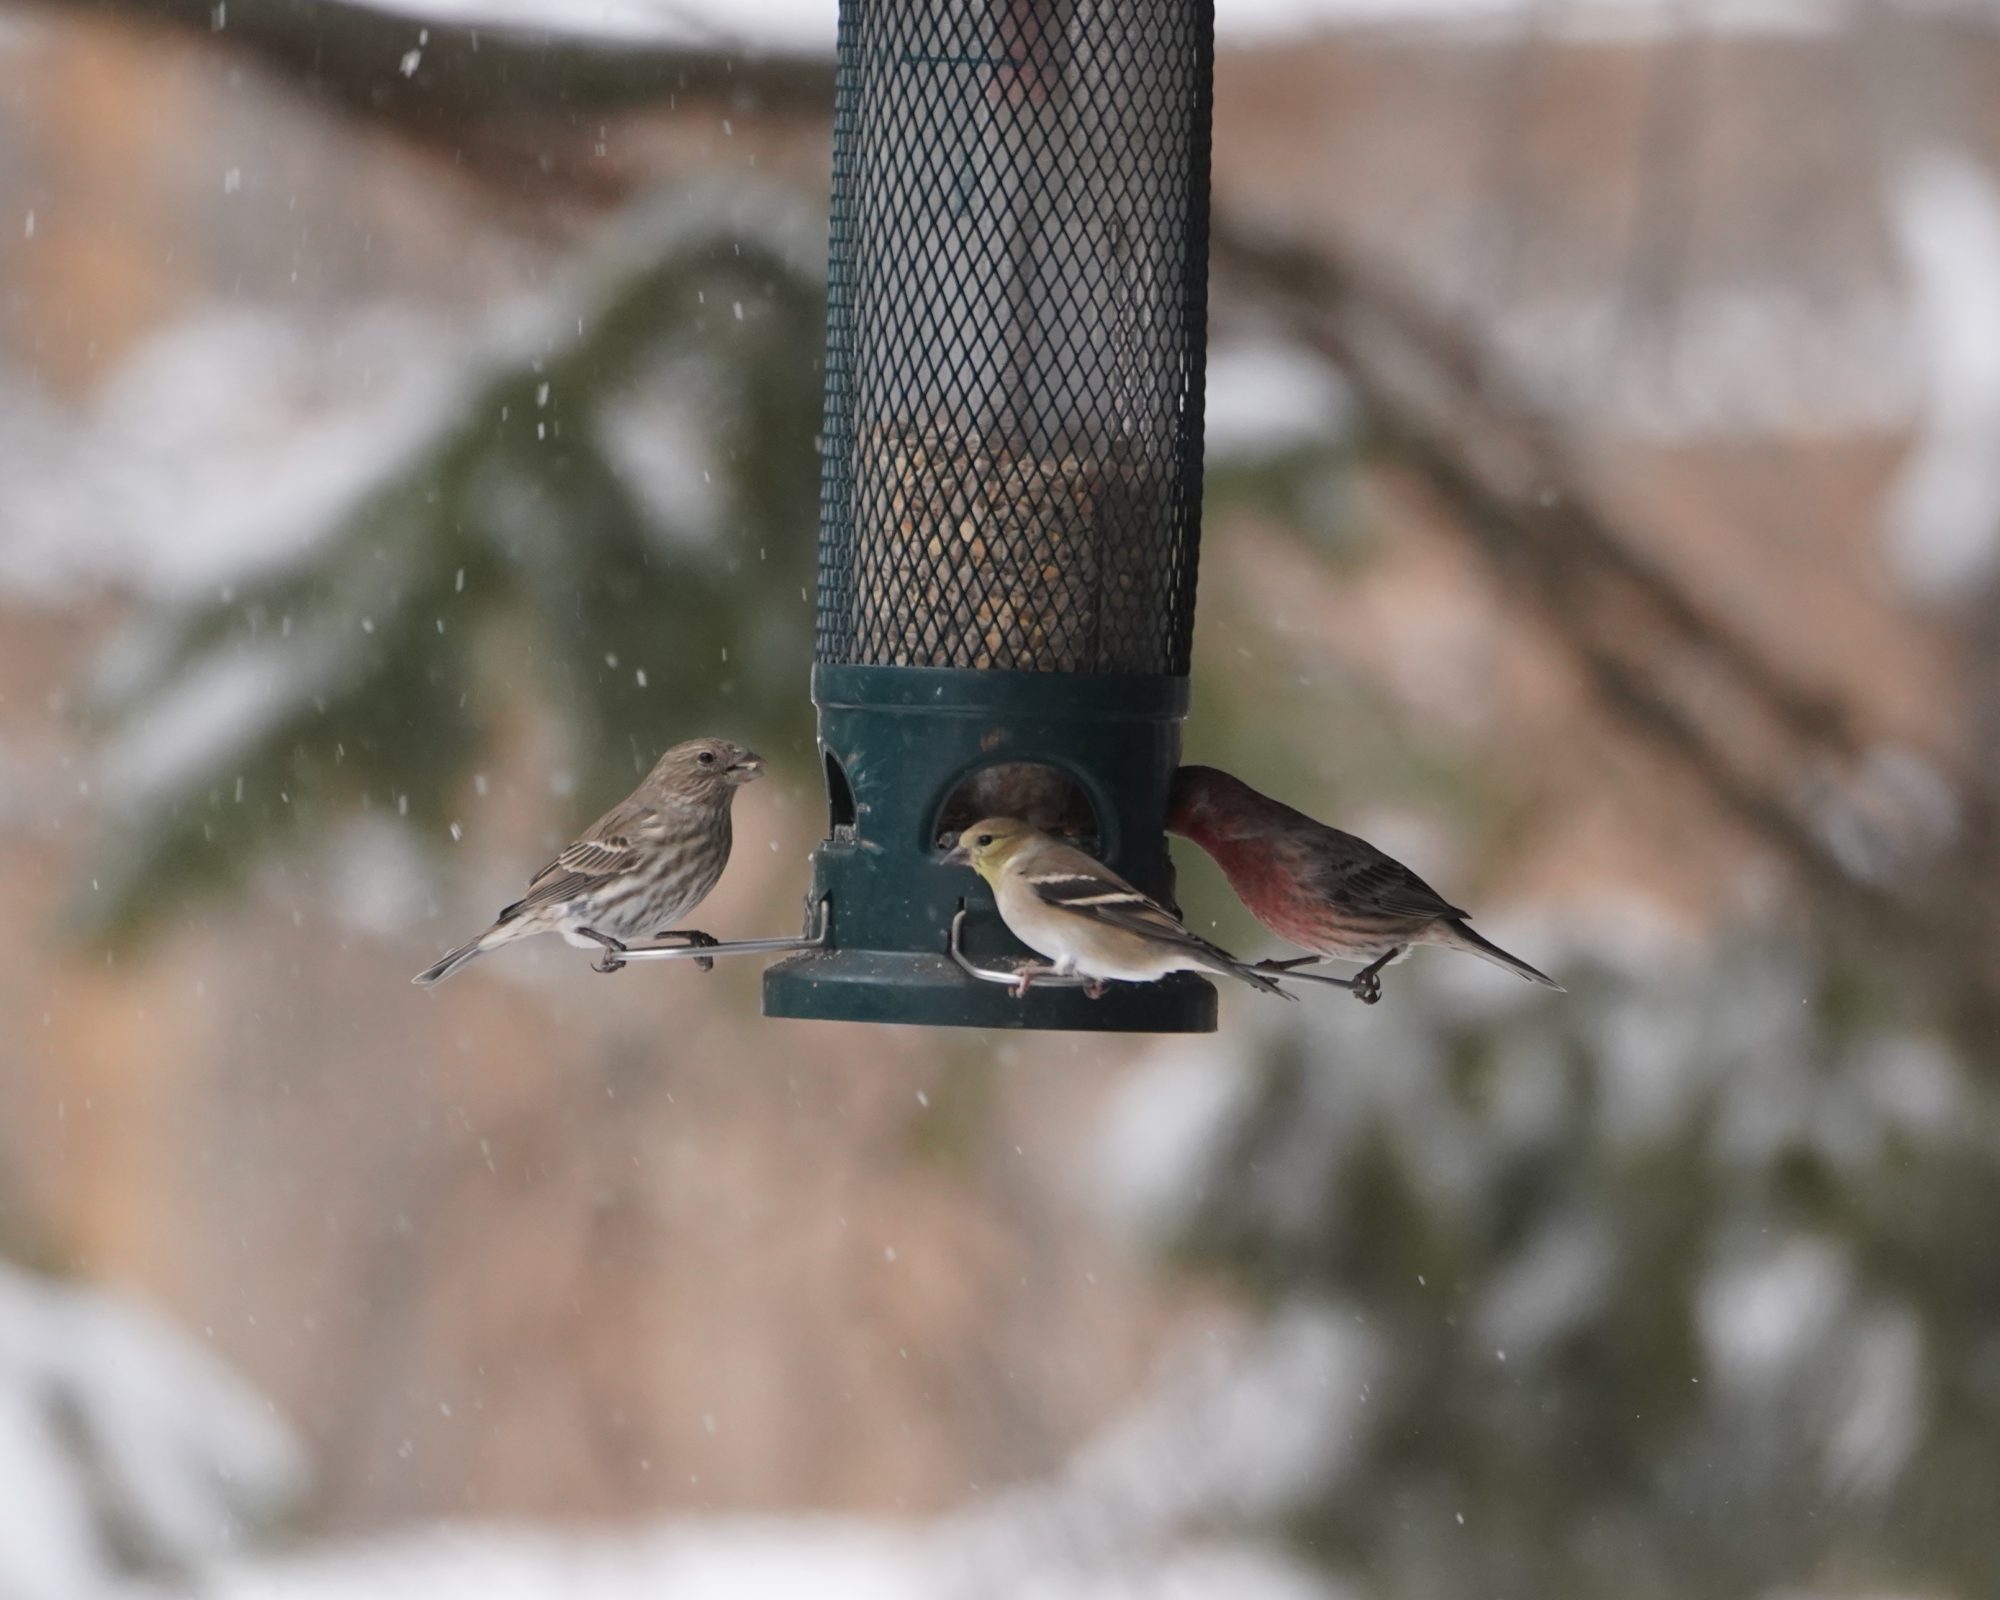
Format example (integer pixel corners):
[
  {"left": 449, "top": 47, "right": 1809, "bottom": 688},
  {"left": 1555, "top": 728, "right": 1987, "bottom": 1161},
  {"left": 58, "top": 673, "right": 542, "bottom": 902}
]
[
  {"left": 1210, "top": 215, "right": 1913, "bottom": 928},
  {"left": 1615, "top": 0, "right": 1704, "bottom": 373},
  {"left": 60, "top": 0, "right": 833, "bottom": 121},
  {"left": 37, "top": 0, "right": 832, "bottom": 204}
]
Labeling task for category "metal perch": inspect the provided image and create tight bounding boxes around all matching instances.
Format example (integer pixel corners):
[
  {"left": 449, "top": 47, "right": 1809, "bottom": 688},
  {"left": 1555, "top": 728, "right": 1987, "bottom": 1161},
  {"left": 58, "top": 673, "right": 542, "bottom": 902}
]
[
  {"left": 947, "top": 910, "right": 1372, "bottom": 1002},
  {"left": 947, "top": 907, "right": 1093, "bottom": 991},
  {"left": 614, "top": 898, "right": 831, "bottom": 964},
  {"left": 1250, "top": 954, "right": 1374, "bottom": 1003}
]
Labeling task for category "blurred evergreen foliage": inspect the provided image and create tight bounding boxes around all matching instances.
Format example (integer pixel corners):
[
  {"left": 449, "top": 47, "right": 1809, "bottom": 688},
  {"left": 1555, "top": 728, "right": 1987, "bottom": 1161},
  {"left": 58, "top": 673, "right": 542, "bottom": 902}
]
[
  {"left": 79, "top": 188, "right": 827, "bottom": 944},
  {"left": 1163, "top": 937, "right": 2000, "bottom": 1600},
  {"left": 70, "top": 151, "right": 2000, "bottom": 1600},
  {"left": 31, "top": 13, "right": 2000, "bottom": 1599}
]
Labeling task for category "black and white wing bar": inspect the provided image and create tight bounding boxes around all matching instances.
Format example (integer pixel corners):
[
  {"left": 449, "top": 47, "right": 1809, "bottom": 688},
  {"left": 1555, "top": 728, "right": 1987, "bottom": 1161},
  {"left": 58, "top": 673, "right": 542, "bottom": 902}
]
[{"left": 945, "top": 908, "right": 1368, "bottom": 998}]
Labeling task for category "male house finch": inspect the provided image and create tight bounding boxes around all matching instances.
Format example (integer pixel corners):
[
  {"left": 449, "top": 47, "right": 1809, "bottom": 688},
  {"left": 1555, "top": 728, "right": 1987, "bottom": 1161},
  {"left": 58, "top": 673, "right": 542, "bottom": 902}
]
[
  {"left": 1167, "top": 766, "right": 1561, "bottom": 1004},
  {"left": 412, "top": 737, "right": 764, "bottom": 987},
  {"left": 942, "top": 816, "right": 1292, "bottom": 1000}
]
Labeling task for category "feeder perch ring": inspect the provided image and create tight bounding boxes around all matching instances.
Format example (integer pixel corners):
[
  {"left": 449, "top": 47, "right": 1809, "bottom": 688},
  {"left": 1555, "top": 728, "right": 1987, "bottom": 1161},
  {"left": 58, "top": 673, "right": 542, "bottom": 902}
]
[{"left": 946, "top": 906, "right": 1094, "bottom": 991}]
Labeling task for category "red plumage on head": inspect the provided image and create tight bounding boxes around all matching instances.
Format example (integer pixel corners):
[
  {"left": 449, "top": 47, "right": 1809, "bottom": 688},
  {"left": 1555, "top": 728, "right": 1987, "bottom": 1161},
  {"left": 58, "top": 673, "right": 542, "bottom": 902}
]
[
  {"left": 1168, "top": 767, "right": 1330, "bottom": 947},
  {"left": 1165, "top": 764, "right": 1561, "bottom": 990}
]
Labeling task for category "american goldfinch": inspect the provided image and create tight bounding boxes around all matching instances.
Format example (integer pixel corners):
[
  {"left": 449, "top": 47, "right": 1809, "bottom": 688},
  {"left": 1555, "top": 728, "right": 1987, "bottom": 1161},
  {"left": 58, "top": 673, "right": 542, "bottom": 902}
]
[
  {"left": 941, "top": 816, "right": 1291, "bottom": 999},
  {"left": 1167, "top": 765, "right": 1561, "bottom": 1004},
  {"left": 413, "top": 738, "right": 764, "bottom": 986}
]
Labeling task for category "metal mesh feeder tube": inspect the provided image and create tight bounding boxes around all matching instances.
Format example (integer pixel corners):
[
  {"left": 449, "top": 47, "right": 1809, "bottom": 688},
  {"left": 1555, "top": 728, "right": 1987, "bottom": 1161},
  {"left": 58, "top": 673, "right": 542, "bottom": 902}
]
[{"left": 763, "top": 0, "right": 1217, "bottom": 1032}]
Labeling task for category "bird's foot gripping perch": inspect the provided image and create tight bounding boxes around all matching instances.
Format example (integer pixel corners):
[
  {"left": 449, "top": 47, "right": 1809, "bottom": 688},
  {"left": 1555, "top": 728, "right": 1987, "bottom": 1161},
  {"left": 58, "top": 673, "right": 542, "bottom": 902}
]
[
  {"left": 1250, "top": 953, "right": 1390, "bottom": 1005},
  {"left": 578, "top": 927, "right": 629, "bottom": 974},
  {"left": 607, "top": 901, "right": 830, "bottom": 971},
  {"left": 650, "top": 928, "right": 721, "bottom": 972},
  {"left": 1348, "top": 947, "right": 1401, "bottom": 1006}
]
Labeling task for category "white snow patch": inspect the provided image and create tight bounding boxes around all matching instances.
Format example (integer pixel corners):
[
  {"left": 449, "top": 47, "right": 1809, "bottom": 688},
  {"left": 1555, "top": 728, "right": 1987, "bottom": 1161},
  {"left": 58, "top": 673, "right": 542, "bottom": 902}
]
[
  {"left": 0, "top": 1263, "right": 305, "bottom": 1600},
  {"left": 1824, "top": 1303, "right": 1924, "bottom": 1496},
  {"left": 3, "top": 184, "right": 820, "bottom": 615},
  {"left": 328, "top": 815, "right": 435, "bottom": 935},
  {"left": 344, "top": 0, "right": 1832, "bottom": 50},
  {"left": 1474, "top": 1215, "right": 1614, "bottom": 1355},
  {"left": 98, "top": 637, "right": 344, "bottom": 806},
  {"left": 1699, "top": 1237, "right": 1851, "bottom": 1390},
  {"left": 948, "top": 1303, "right": 1370, "bottom": 1590},
  {"left": 1854, "top": 1031, "right": 1964, "bottom": 1139},
  {"left": 1803, "top": 743, "right": 1962, "bottom": 885},
  {"left": 1489, "top": 283, "right": 1920, "bottom": 443},
  {"left": 1095, "top": 1043, "right": 1255, "bottom": 1242},
  {"left": 143, "top": 1521, "right": 930, "bottom": 1600},
  {"left": 0, "top": 308, "right": 461, "bottom": 603},
  {"left": 1885, "top": 150, "right": 2000, "bottom": 598},
  {"left": 595, "top": 378, "right": 727, "bottom": 546},
  {"left": 113, "top": 1518, "right": 1334, "bottom": 1600},
  {"left": 1206, "top": 342, "right": 1353, "bottom": 458}
]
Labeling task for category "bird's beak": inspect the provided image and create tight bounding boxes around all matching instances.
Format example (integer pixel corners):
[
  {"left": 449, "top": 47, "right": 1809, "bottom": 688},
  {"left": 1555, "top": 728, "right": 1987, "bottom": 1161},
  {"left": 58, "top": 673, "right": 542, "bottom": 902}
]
[
  {"left": 728, "top": 751, "right": 766, "bottom": 781},
  {"left": 940, "top": 843, "right": 971, "bottom": 869}
]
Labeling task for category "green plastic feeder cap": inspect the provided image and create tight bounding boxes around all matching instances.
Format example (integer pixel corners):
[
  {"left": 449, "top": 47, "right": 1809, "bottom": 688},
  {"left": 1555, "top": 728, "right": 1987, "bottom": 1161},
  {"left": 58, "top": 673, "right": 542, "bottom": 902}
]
[{"left": 762, "top": 0, "right": 1218, "bottom": 1033}]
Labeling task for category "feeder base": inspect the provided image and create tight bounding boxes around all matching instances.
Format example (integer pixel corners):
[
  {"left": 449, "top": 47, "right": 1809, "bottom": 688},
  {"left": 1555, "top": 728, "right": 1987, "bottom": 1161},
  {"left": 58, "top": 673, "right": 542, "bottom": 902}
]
[{"left": 762, "top": 949, "right": 1216, "bottom": 1033}]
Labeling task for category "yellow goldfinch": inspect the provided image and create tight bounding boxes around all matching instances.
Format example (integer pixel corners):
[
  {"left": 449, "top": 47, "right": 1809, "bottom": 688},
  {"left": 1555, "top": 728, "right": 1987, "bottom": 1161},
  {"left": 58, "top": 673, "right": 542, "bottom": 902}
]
[{"left": 941, "top": 817, "right": 1292, "bottom": 1000}]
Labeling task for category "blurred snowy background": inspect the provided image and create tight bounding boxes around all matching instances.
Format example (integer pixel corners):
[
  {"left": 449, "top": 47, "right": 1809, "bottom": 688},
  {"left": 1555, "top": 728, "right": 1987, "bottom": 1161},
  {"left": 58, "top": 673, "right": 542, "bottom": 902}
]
[{"left": 4, "top": 0, "right": 2000, "bottom": 1595}]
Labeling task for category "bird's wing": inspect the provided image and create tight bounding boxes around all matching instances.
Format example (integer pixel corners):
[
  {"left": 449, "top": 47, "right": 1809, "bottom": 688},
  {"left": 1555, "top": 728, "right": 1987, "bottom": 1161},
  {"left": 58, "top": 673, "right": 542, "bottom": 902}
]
[
  {"left": 1020, "top": 857, "right": 1227, "bottom": 959},
  {"left": 1313, "top": 838, "right": 1467, "bottom": 921},
  {"left": 501, "top": 832, "right": 639, "bottom": 920},
  {"left": 538, "top": 837, "right": 633, "bottom": 880},
  {"left": 1012, "top": 843, "right": 1289, "bottom": 997}
]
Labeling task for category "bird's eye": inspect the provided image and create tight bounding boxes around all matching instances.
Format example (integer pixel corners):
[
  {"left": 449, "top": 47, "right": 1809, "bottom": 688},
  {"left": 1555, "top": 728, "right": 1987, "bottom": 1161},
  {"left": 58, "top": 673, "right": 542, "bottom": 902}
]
[
  {"left": 698, "top": 751, "right": 717, "bottom": 766},
  {"left": 976, "top": 833, "right": 993, "bottom": 847}
]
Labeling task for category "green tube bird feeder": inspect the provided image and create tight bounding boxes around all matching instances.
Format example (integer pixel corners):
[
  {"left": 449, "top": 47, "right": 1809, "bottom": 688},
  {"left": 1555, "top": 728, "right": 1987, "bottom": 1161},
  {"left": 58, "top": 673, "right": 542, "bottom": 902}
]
[{"left": 761, "top": 0, "right": 1219, "bottom": 1032}]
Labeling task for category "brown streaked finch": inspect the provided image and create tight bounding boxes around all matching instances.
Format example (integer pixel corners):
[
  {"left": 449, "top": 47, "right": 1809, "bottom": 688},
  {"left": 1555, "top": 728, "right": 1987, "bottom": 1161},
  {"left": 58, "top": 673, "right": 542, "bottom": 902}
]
[
  {"left": 1167, "top": 765, "right": 1562, "bottom": 1005},
  {"left": 941, "top": 817, "right": 1293, "bottom": 1000},
  {"left": 412, "top": 737, "right": 765, "bottom": 986}
]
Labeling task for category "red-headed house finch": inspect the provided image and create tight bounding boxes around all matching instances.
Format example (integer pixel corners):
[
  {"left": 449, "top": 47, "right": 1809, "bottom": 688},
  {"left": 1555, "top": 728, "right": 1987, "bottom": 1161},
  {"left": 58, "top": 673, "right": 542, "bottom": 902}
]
[
  {"left": 413, "top": 737, "right": 764, "bottom": 986},
  {"left": 942, "top": 817, "right": 1292, "bottom": 1000},
  {"left": 1167, "top": 766, "right": 1561, "bottom": 1004}
]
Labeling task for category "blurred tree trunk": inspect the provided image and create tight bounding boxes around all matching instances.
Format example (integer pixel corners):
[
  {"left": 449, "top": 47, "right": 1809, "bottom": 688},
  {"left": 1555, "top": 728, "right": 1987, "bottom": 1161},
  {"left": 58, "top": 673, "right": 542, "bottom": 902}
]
[
  {"left": 60, "top": 0, "right": 831, "bottom": 197},
  {"left": 1210, "top": 213, "right": 2000, "bottom": 1047},
  {"left": 9, "top": 14, "right": 192, "bottom": 385},
  {"left": 70, "top": 0, "right": 835, "bottom": 116}
]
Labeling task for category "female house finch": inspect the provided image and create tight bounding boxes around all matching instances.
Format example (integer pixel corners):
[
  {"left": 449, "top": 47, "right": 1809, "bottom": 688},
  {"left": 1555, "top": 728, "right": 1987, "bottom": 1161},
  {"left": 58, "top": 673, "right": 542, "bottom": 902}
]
[
  {"left": 412, "top": 738, "right": 764, "bottom": 987},
  {"left": 941, "top": 817, "right": 1292, "bottom": 1000},
  {"left": 1167, "top": 766, "right": 1561, "bottom": 1004}
]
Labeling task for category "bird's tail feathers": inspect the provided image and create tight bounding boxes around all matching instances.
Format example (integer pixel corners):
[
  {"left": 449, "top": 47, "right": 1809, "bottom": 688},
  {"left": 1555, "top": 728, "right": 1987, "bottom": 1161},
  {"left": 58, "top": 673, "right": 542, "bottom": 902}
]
[
  {"left": 413, "top": 928, "right": 501, "bottom": 987},
  {"left": 1442, "top": 918, "right": 1563, "bottom": 991}
]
